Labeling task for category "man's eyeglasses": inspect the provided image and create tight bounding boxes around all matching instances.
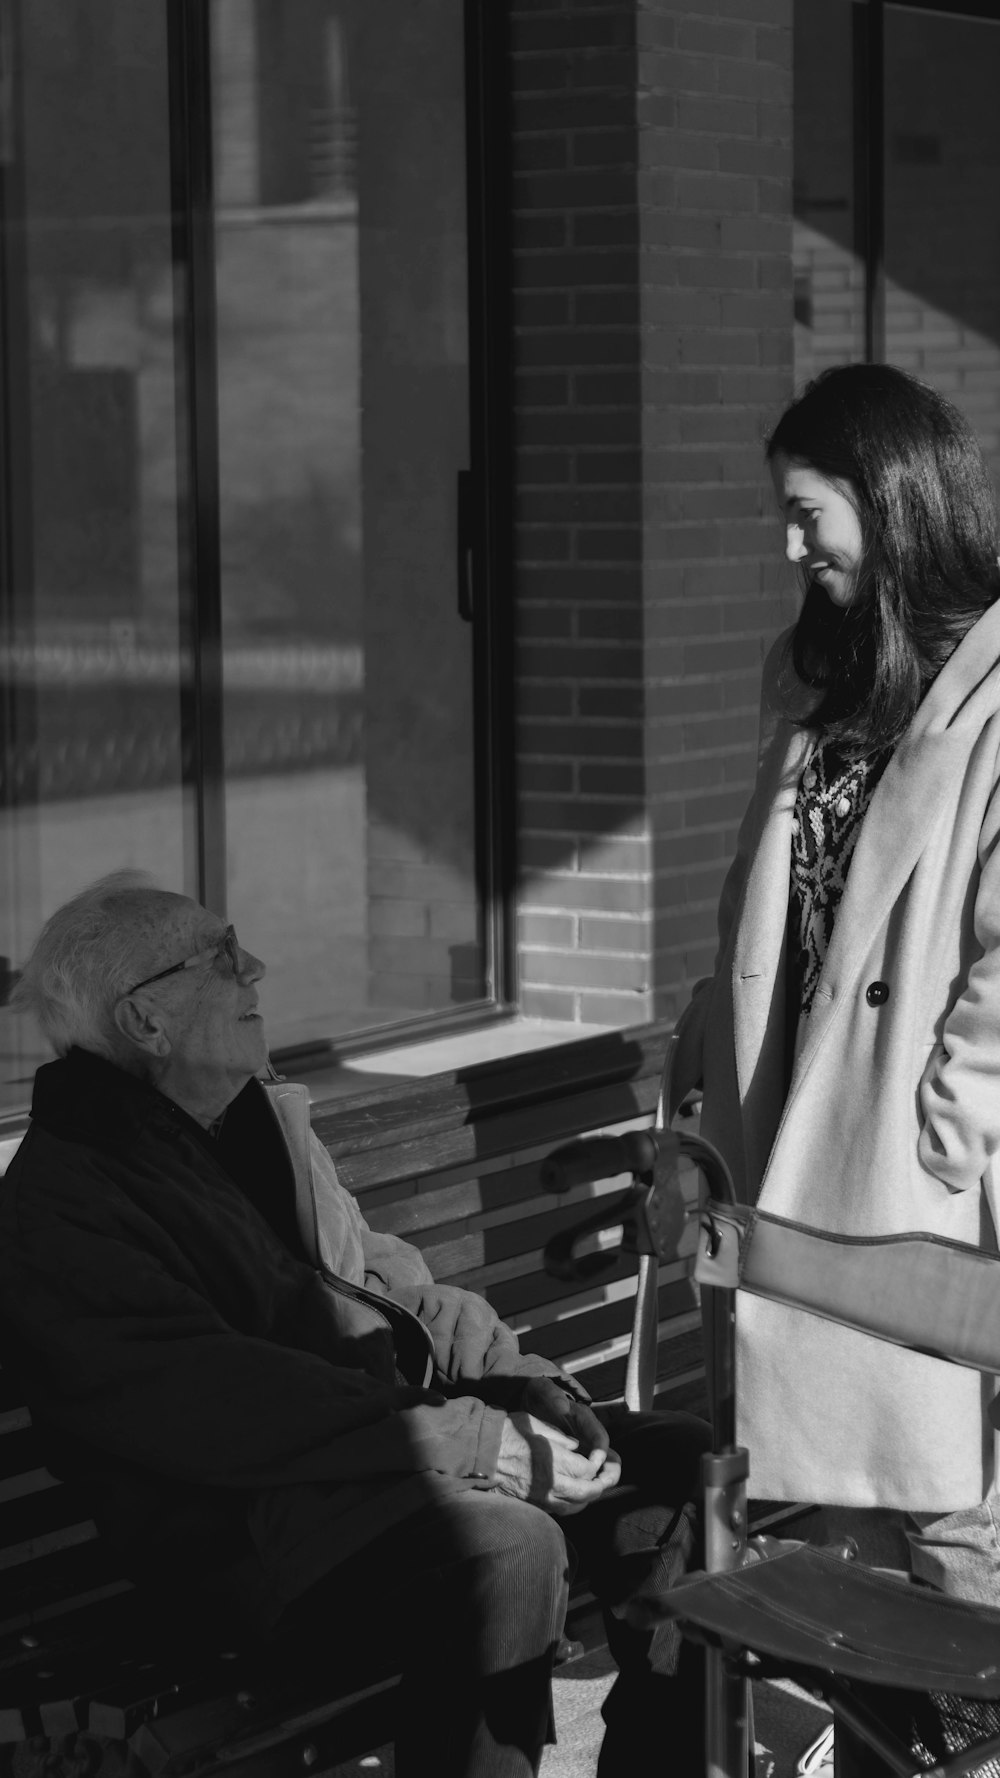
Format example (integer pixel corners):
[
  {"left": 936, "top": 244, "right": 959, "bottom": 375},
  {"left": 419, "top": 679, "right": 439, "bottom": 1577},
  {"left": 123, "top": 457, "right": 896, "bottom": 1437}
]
[{"left": 124, "top": 925, "right": 243, "bottom": 996}]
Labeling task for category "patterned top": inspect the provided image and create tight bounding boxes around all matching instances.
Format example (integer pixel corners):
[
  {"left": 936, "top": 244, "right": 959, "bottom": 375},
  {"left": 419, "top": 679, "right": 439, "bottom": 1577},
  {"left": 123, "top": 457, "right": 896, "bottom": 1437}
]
[{"left": 788, "top": 738, "right": 893, "bottom": 1021}]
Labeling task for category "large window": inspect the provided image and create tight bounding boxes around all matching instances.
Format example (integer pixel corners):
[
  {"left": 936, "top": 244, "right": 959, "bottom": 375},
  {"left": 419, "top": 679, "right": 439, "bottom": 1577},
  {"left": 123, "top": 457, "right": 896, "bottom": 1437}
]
[
  {"left": 0, "top": 0, "right": 510, "bottom": 1113},
  {"left": 794, "top": 0, "right": 1000, "bottom": 495}
]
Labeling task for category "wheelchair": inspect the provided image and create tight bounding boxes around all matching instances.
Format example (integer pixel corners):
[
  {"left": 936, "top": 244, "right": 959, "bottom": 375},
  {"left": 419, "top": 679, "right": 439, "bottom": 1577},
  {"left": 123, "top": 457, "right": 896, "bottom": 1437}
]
[{"left": 543, "top": 1037, "right": 1000, "bottom": 1778}]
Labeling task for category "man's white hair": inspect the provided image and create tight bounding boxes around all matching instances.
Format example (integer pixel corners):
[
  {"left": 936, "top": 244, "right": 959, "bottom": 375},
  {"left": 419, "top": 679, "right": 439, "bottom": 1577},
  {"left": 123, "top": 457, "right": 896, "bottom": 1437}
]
[{"left": 10, "top": 870, "right": 184, "bottom": 1060}]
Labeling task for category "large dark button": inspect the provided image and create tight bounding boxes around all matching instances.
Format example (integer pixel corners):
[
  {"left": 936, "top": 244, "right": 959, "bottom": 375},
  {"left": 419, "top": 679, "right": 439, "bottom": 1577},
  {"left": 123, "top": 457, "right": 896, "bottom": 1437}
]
[{"left": 865, "top": 981, "right": 890, "bottom": 1007}]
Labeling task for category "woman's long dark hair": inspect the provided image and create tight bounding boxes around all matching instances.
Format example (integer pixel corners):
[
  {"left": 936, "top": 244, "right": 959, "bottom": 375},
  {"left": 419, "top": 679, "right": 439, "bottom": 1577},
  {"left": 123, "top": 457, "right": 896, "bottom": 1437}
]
[{"left": 766, "top": 363, "right": 1000, "bottom": 754}]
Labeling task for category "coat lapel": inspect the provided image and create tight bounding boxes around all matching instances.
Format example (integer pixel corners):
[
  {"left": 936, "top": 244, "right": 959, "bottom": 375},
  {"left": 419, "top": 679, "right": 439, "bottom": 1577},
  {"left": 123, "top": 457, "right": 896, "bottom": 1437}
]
[
  {"left": 792, "top": 600, "right": 1000, "bottom": 1083},
  {"left": 732, "top": 723, "right": 812, "bottom": 1108}
]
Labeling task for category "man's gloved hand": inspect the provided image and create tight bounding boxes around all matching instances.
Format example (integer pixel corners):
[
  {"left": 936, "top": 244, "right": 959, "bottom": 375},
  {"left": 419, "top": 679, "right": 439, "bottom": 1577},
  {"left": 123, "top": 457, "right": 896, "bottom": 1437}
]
[{"left": 495, "top": 1412, "right": 622, "bottom": 1516}]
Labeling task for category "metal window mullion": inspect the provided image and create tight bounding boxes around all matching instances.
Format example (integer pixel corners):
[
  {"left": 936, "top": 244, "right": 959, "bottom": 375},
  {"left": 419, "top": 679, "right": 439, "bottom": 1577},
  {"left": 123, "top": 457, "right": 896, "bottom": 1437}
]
[
  {"left": 861, "top": 0, "right": 886, "bottom": 363},
  {"left": 166, "top": 0, "right": 227, "bottom": 913},
  {"left": 463, "top": 0, "right": 515, "bottom": 1009}
]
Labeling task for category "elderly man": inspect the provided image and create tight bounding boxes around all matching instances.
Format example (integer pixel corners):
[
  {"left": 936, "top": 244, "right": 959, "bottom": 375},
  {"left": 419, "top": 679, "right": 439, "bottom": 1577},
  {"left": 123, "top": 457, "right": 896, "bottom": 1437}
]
[{"left": 0, "top": 872, "right": 710, "bottom": 1778}]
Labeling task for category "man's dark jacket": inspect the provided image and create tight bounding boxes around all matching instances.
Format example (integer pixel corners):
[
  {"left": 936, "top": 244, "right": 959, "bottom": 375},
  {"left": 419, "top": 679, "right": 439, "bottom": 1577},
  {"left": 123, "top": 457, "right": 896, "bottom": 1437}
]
[{"left": 0, "top": 1049, "right": 569, "bottom": 1626}]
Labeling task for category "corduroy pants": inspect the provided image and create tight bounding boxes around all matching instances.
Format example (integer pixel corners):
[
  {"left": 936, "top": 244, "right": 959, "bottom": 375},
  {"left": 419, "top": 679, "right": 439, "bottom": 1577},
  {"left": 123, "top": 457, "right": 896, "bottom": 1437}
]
[{"left": 286, "top": 1407, "right": 712, "bottom": 1778}]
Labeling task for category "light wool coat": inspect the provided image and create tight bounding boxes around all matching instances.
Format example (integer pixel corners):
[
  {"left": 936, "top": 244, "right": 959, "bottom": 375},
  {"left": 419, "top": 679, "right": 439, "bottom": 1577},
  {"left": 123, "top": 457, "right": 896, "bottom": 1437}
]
[{"left": 673, "top": 598, "right": 1000, "bottom": 1512}]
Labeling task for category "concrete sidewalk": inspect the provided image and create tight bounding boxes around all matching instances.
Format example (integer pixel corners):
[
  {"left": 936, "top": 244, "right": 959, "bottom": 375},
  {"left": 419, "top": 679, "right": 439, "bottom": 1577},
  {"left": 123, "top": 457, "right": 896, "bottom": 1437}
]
[
  {"left": 327, "top": 1644, "right": 833, "bottom": 1778},
  {"left": 539, "top": 1644, "right": 832, "bottom": 1778}
]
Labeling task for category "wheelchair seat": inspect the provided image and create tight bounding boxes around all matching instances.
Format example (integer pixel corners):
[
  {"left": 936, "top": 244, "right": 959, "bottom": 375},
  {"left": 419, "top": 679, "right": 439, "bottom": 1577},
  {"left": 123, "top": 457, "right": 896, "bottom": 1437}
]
[{"left": 660, "top": 1539, "right": 1000, "bottom": 1695}]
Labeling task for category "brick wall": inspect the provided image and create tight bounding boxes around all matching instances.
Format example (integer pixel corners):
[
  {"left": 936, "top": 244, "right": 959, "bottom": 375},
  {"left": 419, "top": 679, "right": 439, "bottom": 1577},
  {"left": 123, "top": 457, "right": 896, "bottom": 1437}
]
[{"left": 511, "top": 0, "right": 795, "bottom": 1028}]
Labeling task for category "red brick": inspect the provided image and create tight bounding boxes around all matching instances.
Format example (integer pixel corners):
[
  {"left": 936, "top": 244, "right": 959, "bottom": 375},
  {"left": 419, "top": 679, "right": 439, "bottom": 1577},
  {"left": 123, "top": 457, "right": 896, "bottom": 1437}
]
[
  {"left": 519, "top": 719, "right": 642, "bottom": 757},
  {"left": 756, "top": 177, "right": 793, "bottom": 217},
  {"left": 520, "top": 948, "right": 648, "bottom": 991},
  {"left": 673, "top": 0, "right": 790, "bottom": 24},
  {"left": 574, "top": 290, "right": 641, "bottom": 325},
  {"left": 681, "top": 636, "right": 765, "bottom": 676},
  {"left": 720, "top": 289, "right": 790, "bottom": 328},
  {"left": 717, "top": 138, "right": 789, "bottom": 179},
  {"left": 513, "top": 214, "right": 570, "bottom": 251},
  {"left": 573, "top": 369, "right": 642, "bottom": 405},
  {"left": 676, "top": 254, "right": 757, "bottom": 290},
  {"left": 644, "top": 51, "right": 720, "bottom": 94},
  {"left": 679, "top": 561, "right": 758, "bottom": 597},
  {"left": 518, "top": 329, "right": 637, "bottom": 366},
  {"left": 716, "top": 56, "right": 790, "bottom": 103},
  {"left": 676, "top": 171, "right": 758, "bottom": 213},
  {"left": 644, "top": 598, "right": 723, "bottom": 640},
  {"left": 520, "top": 985, "right": 579, "bottom": 1020},
  {"left": 513, "top": 248, "right": 640, "bottom": 289},
  {"left": 521, "top": 873, "right": 649, "bottom": 915},
  {"left": 720, "top": 215, "right": 789, "bottom": 253},
  {"left": 510, "top": 53, "right": 574, "bottom": 93},
  {"left": 519, "top": 638, "right": 644, "bottom": 679},
  {"left": 673, "top": 94, "right": 758, "bottom": 137},
  {"left": 568, "top": 50, "right": 638, "bottom": 92},
  {"left": 575, "top": 449, "right": 643, "bottom": 484},
  {"left": 518, "top": 411, "right": 640, "bottom": 448},
  {"left": 675, "top": 17, "right": 756, "bottom": 59},
  {"left": 578, "top": 835, "right": 650, "bottom": 874},
  {"left": 579, "top": 989, "right": 654, "bottom": 1025},
  {"left": 579, "top": 916, "right": 652, "bottom": 953},
  {"left": 517, "top": 834, "right": 576, "bottom": 874},
  {"left": 517, "top": 760, "right": 576, "bottom": 796},
  {"left": 518, "top": 911, "right": 578, "bottom": 950},
  {"left": 511, "top": 135, "right": 571, "bottom": 174},
  {"left": 513, "top": 168, "right": 636, "bottom": 211},
  {"left": 719, "top": 369, "right": 792, "bottom": 407},
  {"left": 511, "top": 15, "right": 635, "bottom": 55},
  {"left": 577, "top": 527, "right": 644, "bottom": 563},
  {"left": 516, "top": 529, "right": 573, "bottom": 563},
  {"left": 638, "top": 127, "right": 718, "bottom": 172},
  {"left": 576, "top": 607, "right": 642, "bottom": 641},
  {"left": 514, "top": 92, "right": 635, "bottom": 133},
  {"left": 679, "top": 408, "right": 763, "bottom": 444},
  {"left": 636, "top": 92, "right": 681, "bottom": 129},
  {"left": 518, "top": 566, "right": 639, "bottom": 600},
  {"left": 571, "top": 130, "right": 640, "bottom": 171},
  {"left": 513, "top": 292, "right": 572, "bottom": 326},
  {"left": 579, "top": 761, "right": 644, "bottom": 796},
  {"left": 515, "top": 450, "right": 574, "bottom": 485},
  {"left": 642, "top": 289, "right": 723, "bottom": 327},
  {"left": 652, "top": 829, "right": 730, "bottom": 870},
  {"left": 516, "top": 605, "right": 575, "bottom": 640},
  {"left": 679, "top": 331, "right": 759, "bottom": 367},
  {"left": 516, "top": 488, "right": 639, "bottom": 524},
  {"left": 573, "top": 210, "right": 641, "bottom": 248},
  {"left": 514, "top": 372, "right": 572, "bottom": 405},
  {"left": 757, "top": 101, "right": 793, "bottom": 142},
  {"left": 578, "top": 686, "right": 643, "bottom": 720},
  {"left": 755, "top": 22, "right": 793, "bottom": 67},
  {"left": 640, "top": 209, "right": 721, "bottom": 251},
  {"left": 515, "top": 683, "right": 575, "bottom": 719}
]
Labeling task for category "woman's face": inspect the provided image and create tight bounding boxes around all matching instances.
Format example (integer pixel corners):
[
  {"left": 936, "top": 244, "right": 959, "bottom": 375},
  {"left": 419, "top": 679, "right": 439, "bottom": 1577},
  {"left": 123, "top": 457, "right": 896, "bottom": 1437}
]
[{"left": 770, "top": 451, "right": 866, "bottom": 609}]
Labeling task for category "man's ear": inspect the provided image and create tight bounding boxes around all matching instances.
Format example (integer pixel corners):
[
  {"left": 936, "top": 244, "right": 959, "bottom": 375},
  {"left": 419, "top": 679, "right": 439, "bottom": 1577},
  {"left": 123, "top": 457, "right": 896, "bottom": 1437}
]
[{"left": 113, "top": 996, "right": 171, "bottom": 1059}]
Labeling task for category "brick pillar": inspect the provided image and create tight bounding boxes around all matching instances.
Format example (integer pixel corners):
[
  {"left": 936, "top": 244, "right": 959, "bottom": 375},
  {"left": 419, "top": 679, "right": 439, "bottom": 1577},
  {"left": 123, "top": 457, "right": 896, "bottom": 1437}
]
[
  {"left": 511, "top": 2, "right": 651, "bottom": 1026},
  {"left": 638, "top": 1, "right": 796, "bottom": 1020},
  {"left": 510, "top": 0, "right": 795, "bottom": 1028}
]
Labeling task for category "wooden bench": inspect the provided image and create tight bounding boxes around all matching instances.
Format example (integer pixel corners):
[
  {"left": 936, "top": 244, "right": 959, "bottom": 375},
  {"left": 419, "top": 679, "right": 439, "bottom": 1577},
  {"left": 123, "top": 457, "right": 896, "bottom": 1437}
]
[{"left": 0, "top": 1018, "right": 705, "bottom": 1778}]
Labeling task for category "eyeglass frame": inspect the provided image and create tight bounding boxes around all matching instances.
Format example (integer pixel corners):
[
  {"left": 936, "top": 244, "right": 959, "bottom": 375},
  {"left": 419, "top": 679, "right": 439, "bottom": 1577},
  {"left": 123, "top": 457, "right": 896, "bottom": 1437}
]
[{"left": 123, "top": 925, "right": 243, "bottom": 997}]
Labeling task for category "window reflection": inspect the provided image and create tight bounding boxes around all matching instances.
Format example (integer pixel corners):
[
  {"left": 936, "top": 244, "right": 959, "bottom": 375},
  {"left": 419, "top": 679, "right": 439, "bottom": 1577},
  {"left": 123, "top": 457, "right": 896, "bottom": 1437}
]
[
  {"left": 0, "top": 0, "right": 194, "bottom": 1106},
  {"left": 215, "top": 0, "right": 483, "bottom": 1053},
  {"left": 0, "top": 0, "right": 486, "bottom": 1111}
]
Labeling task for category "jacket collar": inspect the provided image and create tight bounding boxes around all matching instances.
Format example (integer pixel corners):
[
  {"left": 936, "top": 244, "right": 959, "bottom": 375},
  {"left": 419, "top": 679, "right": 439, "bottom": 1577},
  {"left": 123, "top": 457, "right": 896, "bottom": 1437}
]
[{"left": 29, "top": 1047, "right": 261, "bottom": 1159}]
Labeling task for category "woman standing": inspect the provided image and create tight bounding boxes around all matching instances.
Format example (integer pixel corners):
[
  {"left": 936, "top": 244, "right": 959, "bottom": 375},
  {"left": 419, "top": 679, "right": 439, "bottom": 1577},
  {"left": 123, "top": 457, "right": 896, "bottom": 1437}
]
[{"left": 671, "top": 362, "right": 1000, "bottom": 1591}]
